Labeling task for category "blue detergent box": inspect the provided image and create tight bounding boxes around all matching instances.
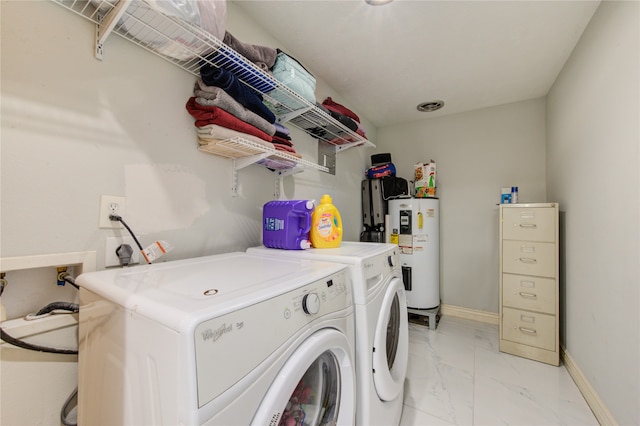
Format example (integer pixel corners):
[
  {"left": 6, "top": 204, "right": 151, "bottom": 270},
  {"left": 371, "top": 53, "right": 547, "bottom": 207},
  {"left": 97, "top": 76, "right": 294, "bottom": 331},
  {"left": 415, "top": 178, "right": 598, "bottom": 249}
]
[{"left": 501, "top": 188, "right": 512, "bottom": 204}]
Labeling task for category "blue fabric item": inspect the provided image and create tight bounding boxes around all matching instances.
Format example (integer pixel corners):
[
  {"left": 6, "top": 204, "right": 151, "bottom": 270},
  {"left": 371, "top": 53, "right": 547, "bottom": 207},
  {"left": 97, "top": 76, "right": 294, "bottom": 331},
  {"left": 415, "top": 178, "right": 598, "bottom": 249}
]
[
  {"left": 206, "top": 47, "right": 276, "bottom": 93},
  {"left": 200, "top": 65, "right": 276, "bottom": 124},
  {"left": 274, "top": 122, "right": 290, "bottom": 136}
]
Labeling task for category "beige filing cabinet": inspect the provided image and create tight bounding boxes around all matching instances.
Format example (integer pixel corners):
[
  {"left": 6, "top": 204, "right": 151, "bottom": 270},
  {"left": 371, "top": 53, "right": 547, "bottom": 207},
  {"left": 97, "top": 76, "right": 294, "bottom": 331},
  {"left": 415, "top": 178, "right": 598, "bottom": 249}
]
[{"left": 499, "top": 203, "right": 560, "bottom": 366}]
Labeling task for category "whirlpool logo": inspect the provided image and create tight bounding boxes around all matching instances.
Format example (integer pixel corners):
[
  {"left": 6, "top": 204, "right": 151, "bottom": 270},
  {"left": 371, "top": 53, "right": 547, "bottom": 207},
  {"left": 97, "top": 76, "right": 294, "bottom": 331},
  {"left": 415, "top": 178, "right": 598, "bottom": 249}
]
[{"left": 201, "top": 323, "right": 232, "bottom": 343}]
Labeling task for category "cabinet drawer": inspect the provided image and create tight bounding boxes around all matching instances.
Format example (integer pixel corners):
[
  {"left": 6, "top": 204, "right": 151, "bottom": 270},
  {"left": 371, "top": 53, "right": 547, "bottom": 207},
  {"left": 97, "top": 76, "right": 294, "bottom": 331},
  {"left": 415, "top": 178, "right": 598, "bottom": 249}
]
[
  {"left": 502, "top": 207, "right": 555, "bottom": 242},
  {"left": 502, "top": 241, "right": 556, "bottom": 277},
  {"left": 502, "top": 307, "right": 556, "bottom": 351},
  {"left": 502, "top": 274, "right": 556, "bottom": 314}
]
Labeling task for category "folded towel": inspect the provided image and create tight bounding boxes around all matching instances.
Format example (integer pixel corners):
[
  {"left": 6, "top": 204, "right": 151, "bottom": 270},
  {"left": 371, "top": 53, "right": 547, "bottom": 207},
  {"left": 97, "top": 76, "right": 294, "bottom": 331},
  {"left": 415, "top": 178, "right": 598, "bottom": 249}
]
[
  {"left": 199, "top": 67, "right": 276, "bottom": 124},
  {"left": 273, "top": 131, "right": 291, "bottom": 141},
  {"left": 223, "top": 31, "right": 277, "bottom": 71},
  {"left": 272, "top": 134, "right": 294, "bottom": 147},
  {"left": 326, "top": 109, "right": 358, "bottom": 132},
  {"left": 328, "top": 134, "right": 367, "bottom": 146},
  {"left": 196, "top": 125, "right": 275, "bottom": 150},
  {"left": 186, "top": 97, "right": 273, "bottom": 142},
  {"left": 274, "top": 144, "right": 301, "bottom": 157},
  {"left": 194, "top": 81, "right": 275, "bottom": 136},
  {"left": 322, "top": 97, "right": 360, "bottom": 123},
  {"left": 274, "top": 122, "right": 290, "bottom": 136}
]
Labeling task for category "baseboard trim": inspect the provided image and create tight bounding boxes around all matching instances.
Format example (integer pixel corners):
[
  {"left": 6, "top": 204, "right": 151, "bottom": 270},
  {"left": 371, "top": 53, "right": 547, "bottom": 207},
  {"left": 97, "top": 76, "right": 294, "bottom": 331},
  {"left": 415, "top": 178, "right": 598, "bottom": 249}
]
[
  {"left": 440, "top": 304, "right": 499, "bottom": 325},
  {"left": 561, "top": 344, "right": 617, "bottom": 425},
  {"left": 439, "top": 305, "right": 614, "bottom": 424}
]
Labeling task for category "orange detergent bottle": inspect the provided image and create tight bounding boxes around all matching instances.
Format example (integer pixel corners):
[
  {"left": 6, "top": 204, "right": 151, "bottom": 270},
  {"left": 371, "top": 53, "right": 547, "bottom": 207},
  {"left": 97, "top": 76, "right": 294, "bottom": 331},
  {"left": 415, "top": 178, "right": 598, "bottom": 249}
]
[{"left": 310, "top": 194, "right": 343, "bottom": 248}]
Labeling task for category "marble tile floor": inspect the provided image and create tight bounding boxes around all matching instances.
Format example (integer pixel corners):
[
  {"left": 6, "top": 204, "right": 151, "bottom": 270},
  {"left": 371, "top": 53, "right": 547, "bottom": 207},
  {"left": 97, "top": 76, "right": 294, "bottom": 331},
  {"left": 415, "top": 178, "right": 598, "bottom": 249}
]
[{"left": 399, "top": 316, "right": 599, "bottom": 425}]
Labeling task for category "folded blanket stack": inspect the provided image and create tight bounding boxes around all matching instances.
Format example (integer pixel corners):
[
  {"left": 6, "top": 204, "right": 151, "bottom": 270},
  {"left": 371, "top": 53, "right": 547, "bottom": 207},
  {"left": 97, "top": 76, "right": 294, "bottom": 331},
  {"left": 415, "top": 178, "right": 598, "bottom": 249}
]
[
  {"left": 199, "top": 66, "right": 276, "bottom": 124},
  {"left": 194, "top": 79, "right": 276, "bottom": 136},
  {"left": 188, "top": 46, "right": 301, "bottom": 159},
  {"left": 322, "top": 97, "right": 367, "bottom": 144},
  {"left": 186, "top": 95, "right": 272, "bottom": 141},
  {"left": 197, "top": 37, "right": 303, "bottom": 159},
  {"left": 271, "top": 124, "right": 301, "bottom": 158}
]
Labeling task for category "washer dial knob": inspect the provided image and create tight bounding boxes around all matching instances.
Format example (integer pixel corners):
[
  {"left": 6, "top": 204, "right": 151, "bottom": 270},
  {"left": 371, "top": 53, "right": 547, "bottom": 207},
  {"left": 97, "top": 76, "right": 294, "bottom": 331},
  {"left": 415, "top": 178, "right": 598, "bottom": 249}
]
[{"left": 302, "top": 292, "right": 320, "bottom": 315}]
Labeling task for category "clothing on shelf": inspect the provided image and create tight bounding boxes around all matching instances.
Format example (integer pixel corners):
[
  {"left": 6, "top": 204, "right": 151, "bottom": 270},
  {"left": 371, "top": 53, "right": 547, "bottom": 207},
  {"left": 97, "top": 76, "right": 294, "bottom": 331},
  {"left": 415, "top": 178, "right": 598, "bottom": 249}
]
[
  {"left": 222, "top": 31, "right": 277, "bottom": 72},
  {"left": 272, "top": 134, "right": 293, "bottom": 146},
  {"left": 194, "top": 80, "right": 276, "bottom": 136},
  {"left": 270, "top": 51, "right": 317, "bottom": 105},
  {"left": 324, "top": 108, "right": 358, "bottom": 132},
  {"left": 186, "top": 97, "right": 273, "bottom": 142},
  {"left": 274, "top": 122, "right": 290, "bottom": 136},
  {"left": 273, "top": 144, "right": 301, "bottom": 158},
  {"left": 270, "top": 123, "right": 300, "bottom": 156},
  {"left": 199, "top": 66, "right": 276, "bottom": 124},
  {"left": 322, "top": 97, "right": 360, "bottom": 123},
  {"left": 195, "top": 124, "right": 274, "bottom": 149}
]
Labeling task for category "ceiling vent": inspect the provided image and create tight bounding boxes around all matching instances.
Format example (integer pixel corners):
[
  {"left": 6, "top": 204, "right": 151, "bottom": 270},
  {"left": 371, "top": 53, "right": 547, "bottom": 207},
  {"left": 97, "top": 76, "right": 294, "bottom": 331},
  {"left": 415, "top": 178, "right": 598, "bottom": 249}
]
[
  {"left": 417, "top": 100, "right": 445, "bottom": 112},
  {"left": 364, "top": 0, "right": 394, "bottom": 5}
]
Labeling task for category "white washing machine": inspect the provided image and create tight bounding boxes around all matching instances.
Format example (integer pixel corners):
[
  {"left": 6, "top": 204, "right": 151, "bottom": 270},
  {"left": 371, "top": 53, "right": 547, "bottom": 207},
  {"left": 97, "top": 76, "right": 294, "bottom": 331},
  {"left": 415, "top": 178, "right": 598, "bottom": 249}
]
[
  {"left": 76, "top": 252, "right": 356, "bottom": 425},
  {"left": 247, "top": 242, "right": 408, "bottom": 426}
]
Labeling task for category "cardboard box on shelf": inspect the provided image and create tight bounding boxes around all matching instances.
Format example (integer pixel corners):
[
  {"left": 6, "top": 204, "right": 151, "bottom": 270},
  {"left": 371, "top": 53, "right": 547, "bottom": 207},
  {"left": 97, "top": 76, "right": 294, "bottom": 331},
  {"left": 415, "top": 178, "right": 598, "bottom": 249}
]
[{"left": 415, "top": 161, "right": 436, "bottom": 197}]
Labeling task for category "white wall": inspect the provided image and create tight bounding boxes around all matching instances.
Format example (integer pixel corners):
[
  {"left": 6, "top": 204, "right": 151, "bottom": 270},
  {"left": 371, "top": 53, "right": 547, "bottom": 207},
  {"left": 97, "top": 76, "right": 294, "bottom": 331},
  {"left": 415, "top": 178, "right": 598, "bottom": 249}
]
[
  {"left": 546, "top": 1, "right": 639, "bottom": 424},
  {"left": 0, "top": 1, "right": 372, "bottom": 422},
  {"left": 377, "top": 98, "right": 547, "bottom": 313},
  {"left": 0, "top": 1, "right": 372, "bottom": 271}
]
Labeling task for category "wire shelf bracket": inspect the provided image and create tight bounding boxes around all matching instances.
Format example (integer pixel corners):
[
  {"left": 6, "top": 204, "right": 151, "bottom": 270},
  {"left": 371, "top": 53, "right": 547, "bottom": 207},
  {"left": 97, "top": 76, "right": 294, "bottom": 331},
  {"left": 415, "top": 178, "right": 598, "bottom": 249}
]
[{"left": 95, "top": 0, "right": 130, "bottom": 59}]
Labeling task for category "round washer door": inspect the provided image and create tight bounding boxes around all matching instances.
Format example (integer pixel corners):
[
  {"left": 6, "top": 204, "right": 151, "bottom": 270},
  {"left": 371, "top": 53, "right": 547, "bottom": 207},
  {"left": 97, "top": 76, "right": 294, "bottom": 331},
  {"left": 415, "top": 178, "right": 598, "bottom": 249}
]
[
  {"left": 372, "top": 275, "right": 409, "bottom": 402},
  {"left": 251, "top": 329, "right": 355, "bottom": 426}
]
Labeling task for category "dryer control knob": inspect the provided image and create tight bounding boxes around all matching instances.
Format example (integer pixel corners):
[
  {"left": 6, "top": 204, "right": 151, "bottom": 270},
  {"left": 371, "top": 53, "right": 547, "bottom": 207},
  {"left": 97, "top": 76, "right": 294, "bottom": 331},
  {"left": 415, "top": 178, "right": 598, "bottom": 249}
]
[{"left": 302, "top": 292, "right": 320, "bottom": 315}]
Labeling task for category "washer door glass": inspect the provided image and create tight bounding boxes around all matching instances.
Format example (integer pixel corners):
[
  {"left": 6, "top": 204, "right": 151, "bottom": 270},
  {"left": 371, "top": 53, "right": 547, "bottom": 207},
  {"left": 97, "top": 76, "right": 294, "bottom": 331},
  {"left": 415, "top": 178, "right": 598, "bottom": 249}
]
[
  {"left": 251, "top": 329, "right": 355, "bottom": 426},
  {"left": 372, "top": 276, "right": 409, "bottom": 402},
  {"left": 280, "top": 350, "right": 340, "bottom": 425},
  {"left": 386, "top": 292, "right": 401, "bottom": 369}
]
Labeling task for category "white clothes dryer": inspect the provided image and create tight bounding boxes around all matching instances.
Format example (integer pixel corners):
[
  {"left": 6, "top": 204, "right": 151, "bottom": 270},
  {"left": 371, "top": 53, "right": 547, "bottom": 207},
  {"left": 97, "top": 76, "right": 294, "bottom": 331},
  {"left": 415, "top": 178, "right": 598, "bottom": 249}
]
[
  {"left": 248, "top": 242, "right": 408, "bottom": 426},
  {"left": 76, "top": 252, "right": 356, "bottom": 425}
]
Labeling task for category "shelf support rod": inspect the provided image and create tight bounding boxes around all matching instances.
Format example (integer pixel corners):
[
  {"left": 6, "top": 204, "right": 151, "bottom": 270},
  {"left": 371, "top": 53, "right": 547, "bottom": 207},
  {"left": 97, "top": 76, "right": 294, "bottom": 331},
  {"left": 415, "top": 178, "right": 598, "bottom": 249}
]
[
  {"left": 274, "top": 176, "right": 281, "bottom": 199},
  {"left": 277, "top": 106, "right": 313, "bottom": 125},
  {"left": 95, "top": 0, "right": 132, "bottom": 60},
  {"left": 231, "top": 153, "right": 271, "bottom": 197},
  {"left": 333, "top": 140, "right": 367, "bottom": 153},
  {"left": 235, "top": 153, "right": 271, "bottom": 170}
]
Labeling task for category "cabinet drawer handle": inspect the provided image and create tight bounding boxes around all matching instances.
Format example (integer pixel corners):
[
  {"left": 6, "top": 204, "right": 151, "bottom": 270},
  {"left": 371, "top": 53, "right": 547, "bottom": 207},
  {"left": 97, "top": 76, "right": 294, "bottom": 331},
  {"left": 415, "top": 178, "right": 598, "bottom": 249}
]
[
  {"left": 518, "top": 223, "right": 537, "bottom": 228},
  {"left": 518, "top": 327, "right": 537, "bottom": 335},
  {"left": 518, "top": 257, "right": 537, "bottom": 264},
  {"left": 519, "top": 292, "right": 537, "bottom": 299}
]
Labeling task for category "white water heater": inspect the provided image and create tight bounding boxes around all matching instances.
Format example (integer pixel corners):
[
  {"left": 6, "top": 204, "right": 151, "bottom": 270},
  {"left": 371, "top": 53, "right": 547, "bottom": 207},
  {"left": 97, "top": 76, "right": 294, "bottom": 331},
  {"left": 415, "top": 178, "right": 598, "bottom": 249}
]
[{"left": 388, "top": 198, "right": 440, "bottom": 310}]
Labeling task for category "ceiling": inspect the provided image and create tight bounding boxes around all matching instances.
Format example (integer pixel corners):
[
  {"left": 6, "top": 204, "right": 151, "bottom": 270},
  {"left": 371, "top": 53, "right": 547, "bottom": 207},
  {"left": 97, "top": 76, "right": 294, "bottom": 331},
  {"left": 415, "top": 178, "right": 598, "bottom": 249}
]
[{"left": 233, "top": 0, "right": 600, "bottom": 128}]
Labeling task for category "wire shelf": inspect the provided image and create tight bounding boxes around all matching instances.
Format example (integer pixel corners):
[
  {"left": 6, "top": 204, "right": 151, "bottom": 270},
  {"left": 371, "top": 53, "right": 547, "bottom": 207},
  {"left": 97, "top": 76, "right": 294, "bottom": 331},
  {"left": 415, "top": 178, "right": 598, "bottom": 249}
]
[
  {"left": 51, "top": 0, "right": 374, "bottom": 149},
  {"left": 198, "top": 137, "right": 329, "bottom": 174}
]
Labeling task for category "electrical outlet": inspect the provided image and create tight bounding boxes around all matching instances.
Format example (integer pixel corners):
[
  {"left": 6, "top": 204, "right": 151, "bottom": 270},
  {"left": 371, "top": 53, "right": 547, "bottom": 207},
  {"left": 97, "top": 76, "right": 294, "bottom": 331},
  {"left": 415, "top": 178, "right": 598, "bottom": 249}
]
[
  {"left": 105, "top": 236, "right": 140, "bottom": 267},
  {"left": 99, "top": 195, "right": 126, "bottom": 228}
]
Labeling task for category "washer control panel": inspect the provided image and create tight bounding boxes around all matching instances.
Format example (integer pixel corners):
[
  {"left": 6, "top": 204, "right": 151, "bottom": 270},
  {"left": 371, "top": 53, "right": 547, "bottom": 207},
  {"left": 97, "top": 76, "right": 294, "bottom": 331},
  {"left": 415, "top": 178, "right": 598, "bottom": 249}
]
[
  {"left": 362, "top": 249, "right": 400, "bottom": 280},
  {"left": 194, "top": 268, "right": 351, "bottom": 408},
  {"left": 302, "top": 292, "right": 320, "bottom": 314}
]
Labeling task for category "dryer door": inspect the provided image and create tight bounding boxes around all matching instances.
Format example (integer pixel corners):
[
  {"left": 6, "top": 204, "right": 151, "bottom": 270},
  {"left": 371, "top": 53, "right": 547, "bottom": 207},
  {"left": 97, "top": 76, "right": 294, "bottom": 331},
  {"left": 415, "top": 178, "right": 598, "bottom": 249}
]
[
  {"left": 251, "top": 329, "right": 355, "bottom": 426},
  {"left": 372, "top": 275, "right": 409, "bottom": 401}
]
